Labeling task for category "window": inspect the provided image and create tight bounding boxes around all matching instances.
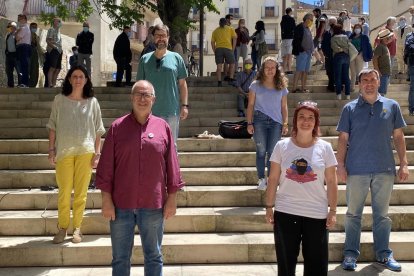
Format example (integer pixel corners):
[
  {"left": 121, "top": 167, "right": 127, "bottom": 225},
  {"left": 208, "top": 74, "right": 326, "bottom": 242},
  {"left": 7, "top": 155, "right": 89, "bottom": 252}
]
[{"left": 226, "top": 0, "right": 241, "bottom": 18}]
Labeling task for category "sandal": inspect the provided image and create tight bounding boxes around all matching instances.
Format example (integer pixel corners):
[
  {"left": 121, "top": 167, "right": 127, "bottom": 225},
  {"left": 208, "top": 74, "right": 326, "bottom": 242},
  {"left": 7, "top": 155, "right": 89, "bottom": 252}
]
[
  {"left": 302, "top": 89, "right": 310, "bottom": 93},
  {"left": 292, "top": 88, "right": 301, "bottom": 93}
]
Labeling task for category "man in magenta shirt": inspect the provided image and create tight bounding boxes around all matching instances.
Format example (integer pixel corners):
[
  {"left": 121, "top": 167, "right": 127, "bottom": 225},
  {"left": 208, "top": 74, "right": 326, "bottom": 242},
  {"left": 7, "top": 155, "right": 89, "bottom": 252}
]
[{"left": 96, "top": 80, "right": 184, "bottom": 276}]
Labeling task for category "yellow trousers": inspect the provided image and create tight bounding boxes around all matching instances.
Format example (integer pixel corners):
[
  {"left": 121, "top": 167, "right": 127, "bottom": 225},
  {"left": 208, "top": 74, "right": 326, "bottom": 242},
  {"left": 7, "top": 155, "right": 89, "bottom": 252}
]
[{"left": 55, "top": 153, "right": 93, "bottom": 229}]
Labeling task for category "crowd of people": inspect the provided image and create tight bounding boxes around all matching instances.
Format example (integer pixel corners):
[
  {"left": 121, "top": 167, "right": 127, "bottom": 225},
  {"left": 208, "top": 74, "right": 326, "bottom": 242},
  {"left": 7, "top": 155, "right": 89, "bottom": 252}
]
[
  {"left": 5, "top": 6, "right": 411, "bottom": 276},
  {"left": 5, "top": 16, "right": 94, "bottom": 88}
]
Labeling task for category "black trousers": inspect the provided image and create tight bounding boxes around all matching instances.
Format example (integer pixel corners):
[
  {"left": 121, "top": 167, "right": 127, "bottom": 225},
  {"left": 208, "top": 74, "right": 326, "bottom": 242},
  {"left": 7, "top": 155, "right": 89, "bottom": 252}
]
[
  {"left": 5, "top": 52, "right": 19, "bottom": 87},
  {"left": 274, "top": 211, "right": 328, "bottom": 276},
  {"left": 325, "top": 55, "right": 334, "bottom": 91},
  {"left": 115, "top": 57, "right": 131, "bottom": 86}
]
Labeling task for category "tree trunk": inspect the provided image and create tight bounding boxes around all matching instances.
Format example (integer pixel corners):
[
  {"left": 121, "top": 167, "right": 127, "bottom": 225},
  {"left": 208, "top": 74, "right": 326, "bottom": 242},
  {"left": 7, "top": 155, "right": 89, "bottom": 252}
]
[{"left": 157, "top": 0, "right": 192, "bottom": 52}]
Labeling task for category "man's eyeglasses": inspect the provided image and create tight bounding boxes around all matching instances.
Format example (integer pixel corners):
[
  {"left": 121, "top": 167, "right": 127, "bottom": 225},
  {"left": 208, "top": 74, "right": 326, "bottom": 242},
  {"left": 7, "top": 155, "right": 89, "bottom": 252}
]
[
  {"left": 154, "top": 33, "right": 167, "bottom": 39},
  {"left": 132, "top": 92, "right": 154, "bottom": 100},
  {"left": 297, "top": 101, "right": 318, "bottom": 107},
  {"left": 156, "top": 58, "right": 163, "bottom": 71}
]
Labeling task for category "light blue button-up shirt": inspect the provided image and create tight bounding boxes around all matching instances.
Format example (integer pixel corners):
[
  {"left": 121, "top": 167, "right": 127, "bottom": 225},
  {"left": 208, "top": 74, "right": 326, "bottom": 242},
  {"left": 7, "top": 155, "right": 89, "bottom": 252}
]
[{"left": 337, "top": 94, "right": 406, "bottom": 175}]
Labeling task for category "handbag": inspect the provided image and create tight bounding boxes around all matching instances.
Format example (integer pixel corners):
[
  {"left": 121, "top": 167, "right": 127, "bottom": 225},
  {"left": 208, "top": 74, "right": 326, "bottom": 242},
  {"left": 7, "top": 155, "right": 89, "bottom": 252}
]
[
  {"left": 218, "top": 120, "right": 253, "bottom": 139},
  {"left": 258, "top": 41, "right": 268, "bottom": 56},
  {"left": 347, "top": 41, "right": 358, "bottom": 62}
]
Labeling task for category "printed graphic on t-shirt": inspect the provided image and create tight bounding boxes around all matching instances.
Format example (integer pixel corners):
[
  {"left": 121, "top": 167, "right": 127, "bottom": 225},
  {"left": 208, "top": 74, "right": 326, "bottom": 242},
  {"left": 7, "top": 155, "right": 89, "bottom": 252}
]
[{"left": 285, "top": 157, "right": 317, "bottom": 183}]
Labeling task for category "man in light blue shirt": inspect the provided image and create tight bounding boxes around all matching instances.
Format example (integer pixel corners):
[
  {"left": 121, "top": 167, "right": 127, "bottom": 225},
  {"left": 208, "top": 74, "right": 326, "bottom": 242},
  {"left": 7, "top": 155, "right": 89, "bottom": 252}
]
[{"left": 336, "top": 68, "right": 409, "bottom": 272}]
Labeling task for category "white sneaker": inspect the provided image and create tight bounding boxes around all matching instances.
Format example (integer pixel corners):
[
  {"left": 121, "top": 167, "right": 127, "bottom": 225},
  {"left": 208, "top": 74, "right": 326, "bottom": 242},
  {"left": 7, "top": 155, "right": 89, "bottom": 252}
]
[
  {"left": 336, "top": 94, "right": 341, "bottom": 100},
  {"left": 345, "top": 95, "right": 350, "bottom": 100},
  {"left": 257, "top": 178, "right": 267, "bottom": 191}
]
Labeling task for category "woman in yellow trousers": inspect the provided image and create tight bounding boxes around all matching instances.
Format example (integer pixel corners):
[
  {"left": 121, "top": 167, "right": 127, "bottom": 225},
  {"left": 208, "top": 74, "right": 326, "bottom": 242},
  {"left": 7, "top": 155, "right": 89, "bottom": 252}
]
[{"left": 47, "top": 65, "right": 105, "bottom": 244}]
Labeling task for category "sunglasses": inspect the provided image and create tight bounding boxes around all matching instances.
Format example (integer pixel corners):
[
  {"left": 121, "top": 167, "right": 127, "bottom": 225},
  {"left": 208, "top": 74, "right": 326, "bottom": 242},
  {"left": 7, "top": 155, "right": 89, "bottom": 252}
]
[
  {"left": 297, "top": 101, "right": 318, "bottom": 107},
  {"left": 156, "top": 58, "right": 163, "bottom": 71}
]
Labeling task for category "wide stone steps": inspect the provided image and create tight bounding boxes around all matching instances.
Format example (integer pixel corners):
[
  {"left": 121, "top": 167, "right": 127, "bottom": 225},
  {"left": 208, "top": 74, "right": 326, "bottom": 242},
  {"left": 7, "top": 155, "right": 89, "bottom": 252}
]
[
  {"left": 0, "top": 185, "right": 413, "bottom": 210},
  {"left": 1, "top": 150, "right": 414, "bottom": 169},
  {"left": 1, "top": 206, "right": 414, "bottom": 236},
  {"left": 2, "top": 165, "right": 414, "bottom": 188},
  {"left": 3, "top": 137, "right": 414, "bottom": 153},
  {"left": 1, "top": 232, "right": 414, "bottom": 266},
  {"left": 3, "top": 124, "right": 414, "bottom": 139}
]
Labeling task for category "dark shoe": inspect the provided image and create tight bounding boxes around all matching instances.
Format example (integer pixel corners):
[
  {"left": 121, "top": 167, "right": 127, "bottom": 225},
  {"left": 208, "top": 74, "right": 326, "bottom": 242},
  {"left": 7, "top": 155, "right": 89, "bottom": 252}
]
[
  {"left": 217, "top": 81, "right": 222, "bottom": 87},
  {"left": 224, "top": 76, "right": 231, "bottom": 81},
  {"left": 407, "top": 77, "right": 411, "bottom": 82},
  {"left": 327, "top": 86, "right": 335, "bottom": 92},
  {"left": 237, "top": 111, "right": 245, "bottom": 117},
  {"left": 377, "top": 257, "right": 402, "bottom": 271},
  {"left": 342, "top": 256, "right": 357, "bottom": 271},
  {"left": 53, "top": 228, "right": 67, "bottom": 244},
  {"left": 285, "top": 71, "right": 293, "bottom": 74}
]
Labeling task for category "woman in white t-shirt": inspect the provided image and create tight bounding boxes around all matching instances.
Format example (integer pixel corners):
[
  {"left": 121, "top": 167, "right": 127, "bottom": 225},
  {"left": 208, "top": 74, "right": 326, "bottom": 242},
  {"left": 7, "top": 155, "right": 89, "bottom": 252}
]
[{"left": 265, "top": 101, "right": 338, "bottom": 276}]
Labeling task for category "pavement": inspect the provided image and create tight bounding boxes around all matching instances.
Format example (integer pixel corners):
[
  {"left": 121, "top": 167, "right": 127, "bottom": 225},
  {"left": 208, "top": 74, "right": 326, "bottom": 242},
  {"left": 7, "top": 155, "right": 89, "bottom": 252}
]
[{"left": 1, "top": 263, "right": 413, "bottom": 275}]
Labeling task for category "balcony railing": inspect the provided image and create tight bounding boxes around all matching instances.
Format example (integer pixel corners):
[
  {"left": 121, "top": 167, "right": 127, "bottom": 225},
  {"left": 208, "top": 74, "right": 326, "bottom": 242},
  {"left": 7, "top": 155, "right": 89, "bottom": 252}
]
[
  {"left": 265, "top": 39, "right": 277, "bottom": 51},
  {"left": 23, "top": 0, "right": 80, "bottom": 18},
  {"left": 0, "top": 0, "right": 6, "bottom": 17},
  {"left": 188, "top": 8, "right": 205, "bottom": 21},
  {"left": 261, "top": 6, "right": 279, "bottom": 18},
  {"left": 190, "top": 40, "right": 209, "bottom": 54},
  {"left": 225, "top": 7, "right": 243, "bottom": 19}
]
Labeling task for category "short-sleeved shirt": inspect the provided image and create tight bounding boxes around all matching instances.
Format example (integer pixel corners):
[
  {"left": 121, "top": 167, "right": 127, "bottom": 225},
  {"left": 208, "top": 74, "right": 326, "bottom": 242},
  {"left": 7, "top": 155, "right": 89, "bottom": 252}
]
[
  {"left": 46, "top": 27, "right": 62, "bottom": 54},
  {"left": 336, "top": 95, "right": 406, "bottom": 175},
  {"left": 249, "top": 80, "right": 288, "bottom": 124},
  {"left": 374, "top": 43, "right": 391, "bottom": 75},
  {"left": 270, "top": 138, "right": 337, "bottom": 219},
  {"left": 137, "top": 51, "right": 188, "bottom": 117},
  {"left": 211, "top": 26, "right": 237, "bottom": 50},
  {"left": 46, "top": 94, "right": 106, "bottom": 161}
]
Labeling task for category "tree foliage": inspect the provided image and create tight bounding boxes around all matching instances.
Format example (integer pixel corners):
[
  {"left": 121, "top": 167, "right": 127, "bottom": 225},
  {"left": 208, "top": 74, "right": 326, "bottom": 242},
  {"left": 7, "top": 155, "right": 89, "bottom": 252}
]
[{"left": 39, "top": 0, "right": 220, "bottom": 31}]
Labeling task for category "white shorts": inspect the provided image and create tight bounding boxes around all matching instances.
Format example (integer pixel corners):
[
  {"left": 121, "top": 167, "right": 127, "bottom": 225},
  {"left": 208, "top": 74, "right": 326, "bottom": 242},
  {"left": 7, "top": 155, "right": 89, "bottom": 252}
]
[{"left": 280, "top": 39, "right": 293, "bottom": 57}]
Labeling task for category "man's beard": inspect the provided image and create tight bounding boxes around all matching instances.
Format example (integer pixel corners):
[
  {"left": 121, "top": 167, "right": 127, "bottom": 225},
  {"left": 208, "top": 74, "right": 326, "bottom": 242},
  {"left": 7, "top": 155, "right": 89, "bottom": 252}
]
[{"left": 156, "top": 41, "right": 167, "bottom": 50}]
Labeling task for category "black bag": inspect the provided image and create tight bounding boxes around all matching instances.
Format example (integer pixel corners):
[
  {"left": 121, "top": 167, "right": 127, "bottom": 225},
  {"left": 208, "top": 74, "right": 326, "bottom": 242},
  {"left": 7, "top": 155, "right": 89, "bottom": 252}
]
[{"left": 218, "top": 120, "right": 253, "bottom": 139}]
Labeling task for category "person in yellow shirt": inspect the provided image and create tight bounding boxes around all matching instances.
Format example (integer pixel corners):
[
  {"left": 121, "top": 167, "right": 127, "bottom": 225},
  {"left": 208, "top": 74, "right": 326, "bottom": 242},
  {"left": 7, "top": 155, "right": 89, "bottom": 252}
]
[{"left": 211, "top": 17, "right": 237, "bottom": 87}]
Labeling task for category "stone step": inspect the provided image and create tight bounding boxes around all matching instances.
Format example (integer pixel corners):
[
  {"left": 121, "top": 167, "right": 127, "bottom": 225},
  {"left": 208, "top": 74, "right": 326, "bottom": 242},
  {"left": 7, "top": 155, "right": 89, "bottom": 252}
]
[
  {"left": 1, "top": 206, "right": 414, "bottom": 236},
  {"left": 0, "top": 184, "right": 413, "bottom": 210},
  {"left": 2, "top": 137, "right": 414, "bottom": 154},
  {"left": 2, "top": 263, "right": 414, "bottom": 276},
  {"left": 1, "top": 232, "right": 414, "bottom": 266},
  {"left": 2, "top": 150, "right": 414, "bottom": 169},
  {"left": 2, "top": 165, "right": 414, "bottom": 188},
  {"left": 3, "top": 124, "right": 414, "bottom": 139}
]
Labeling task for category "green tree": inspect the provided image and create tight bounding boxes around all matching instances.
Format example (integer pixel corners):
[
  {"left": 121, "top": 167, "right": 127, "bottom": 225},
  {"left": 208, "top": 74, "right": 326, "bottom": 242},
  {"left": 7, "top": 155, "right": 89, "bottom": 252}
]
[{"left": 39, "top": 0, "right": 220, "bottom": 49}]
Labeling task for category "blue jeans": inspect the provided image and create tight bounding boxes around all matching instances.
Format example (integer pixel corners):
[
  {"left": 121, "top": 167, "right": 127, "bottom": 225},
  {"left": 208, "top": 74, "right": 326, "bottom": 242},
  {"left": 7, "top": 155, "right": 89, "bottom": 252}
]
[
  {"left": 379, "top": 74, "right": 390, "bottom": 95},
  {"left": 159, "top": 115, "right": 180, "bottom": 144},
  {"left": 408, "top": 66, "right": 414, "bottom": 112},
  {"left": 253, "top": 110, "right": 282, "bottom": 179},
  {"left": 110, "top": 208, "right": 164, "bottom": 276},
  {"left": 333, "top": 52, "right": 350, "bottom": 95},
  {"left": 343, "top": 173, "right": 394, "bottom": 260}
]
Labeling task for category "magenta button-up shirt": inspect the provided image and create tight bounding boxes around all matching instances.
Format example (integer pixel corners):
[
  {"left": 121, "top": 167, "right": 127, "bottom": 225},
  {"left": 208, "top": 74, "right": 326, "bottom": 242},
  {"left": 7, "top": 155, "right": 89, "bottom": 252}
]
[{"left": 96, "top": 113, "right": 184, "bottom": 209}]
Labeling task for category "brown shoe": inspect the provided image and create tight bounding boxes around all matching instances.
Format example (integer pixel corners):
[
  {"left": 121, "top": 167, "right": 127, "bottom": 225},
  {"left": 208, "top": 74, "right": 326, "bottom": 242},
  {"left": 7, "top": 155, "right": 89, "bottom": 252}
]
[
  {"left": 52, "top": 228, "right": 67, "bottom": 244},
  {"left": 72, "top": 228, "right": 82, "bottom": 243}
]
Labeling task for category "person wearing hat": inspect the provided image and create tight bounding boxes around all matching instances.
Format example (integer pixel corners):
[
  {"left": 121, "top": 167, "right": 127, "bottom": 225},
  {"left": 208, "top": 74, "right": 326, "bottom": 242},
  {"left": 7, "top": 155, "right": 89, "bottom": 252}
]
[
  {"left": 373, "top": 29, "right": 394, "bottom": 95},
  {"left": 211, "top": 17, "right": 237, "bottom": 87},
  {"left": 5, "top": 22, "right": 19, "bottom": 88}
]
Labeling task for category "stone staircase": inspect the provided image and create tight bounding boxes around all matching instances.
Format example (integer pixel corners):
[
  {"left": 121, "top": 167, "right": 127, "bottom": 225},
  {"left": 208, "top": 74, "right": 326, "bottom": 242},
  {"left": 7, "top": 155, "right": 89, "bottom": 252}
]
[{"left": 1, "top": 73, "right": 414, "bottom": 275}]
